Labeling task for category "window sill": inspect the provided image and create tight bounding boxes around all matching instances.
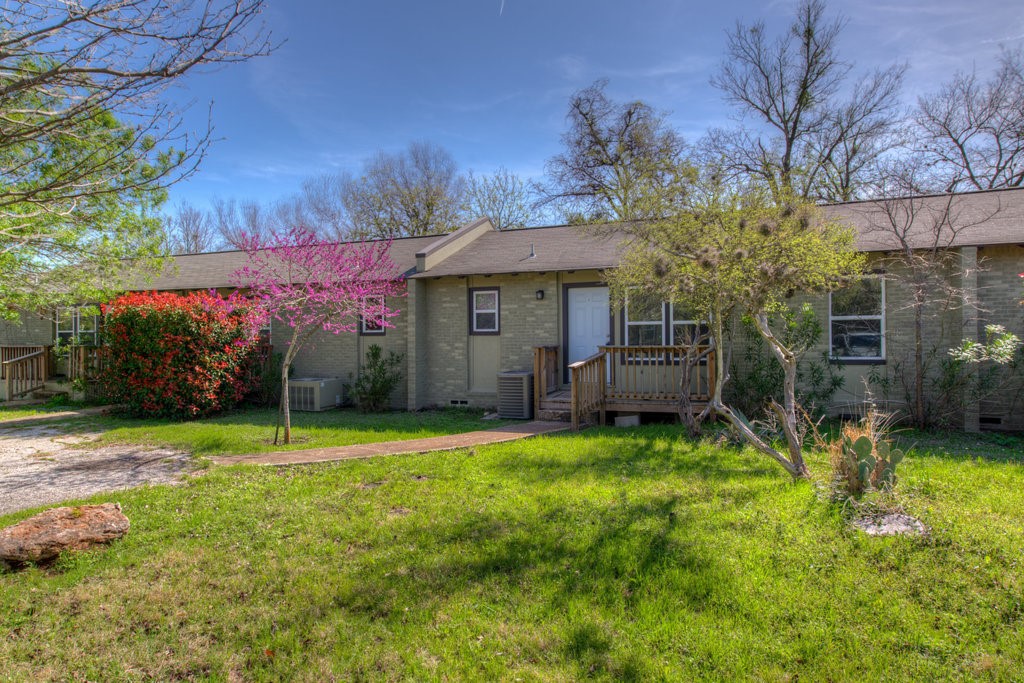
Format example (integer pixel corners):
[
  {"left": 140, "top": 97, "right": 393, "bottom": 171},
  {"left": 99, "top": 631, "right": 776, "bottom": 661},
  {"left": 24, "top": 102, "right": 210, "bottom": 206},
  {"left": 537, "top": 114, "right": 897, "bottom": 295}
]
[{"left": 829, "top": 358, "right": 886, "bottom": 366}]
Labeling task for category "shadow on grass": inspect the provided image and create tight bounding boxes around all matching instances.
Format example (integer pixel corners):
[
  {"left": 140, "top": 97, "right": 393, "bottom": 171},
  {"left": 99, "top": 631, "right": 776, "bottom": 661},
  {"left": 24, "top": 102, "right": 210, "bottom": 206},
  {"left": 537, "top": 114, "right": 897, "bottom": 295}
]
[
  {"left": 99, "top": 406, "right": 490, "bottom": 433},
  {"left": 899, "top": 429, "right": 1024, "bottom": 465},
  {"left": 330, "top": 488, "right": 724, "bottom": 678},
  {"left": 494, "top": 427, "right": 780, "bottom": 485}
]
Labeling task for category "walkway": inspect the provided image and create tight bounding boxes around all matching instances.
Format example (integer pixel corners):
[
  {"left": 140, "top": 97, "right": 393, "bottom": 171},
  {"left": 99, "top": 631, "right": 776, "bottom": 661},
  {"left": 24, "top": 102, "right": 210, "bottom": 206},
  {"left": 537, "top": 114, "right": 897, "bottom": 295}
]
[{"left": 212, "top": 420, "right": 570, "bottom": 467}]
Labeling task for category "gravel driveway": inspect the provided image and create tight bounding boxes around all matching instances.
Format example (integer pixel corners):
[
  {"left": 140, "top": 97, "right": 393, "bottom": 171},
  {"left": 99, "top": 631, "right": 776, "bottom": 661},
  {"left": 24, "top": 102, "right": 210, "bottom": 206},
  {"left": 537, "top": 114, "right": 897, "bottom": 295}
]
[{"left": 0, "top": 423, "right": 191, "bottom": 516}]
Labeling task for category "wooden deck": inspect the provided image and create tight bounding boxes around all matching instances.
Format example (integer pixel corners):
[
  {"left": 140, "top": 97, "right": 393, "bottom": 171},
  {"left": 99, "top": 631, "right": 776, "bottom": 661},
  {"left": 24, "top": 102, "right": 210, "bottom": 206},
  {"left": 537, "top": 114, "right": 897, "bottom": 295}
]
[
  {"left": 533, "top": 345, "right": 714, "bottom": 429},
  {"left": 539, "top": 389, "right": 707, "bottom": 419}
]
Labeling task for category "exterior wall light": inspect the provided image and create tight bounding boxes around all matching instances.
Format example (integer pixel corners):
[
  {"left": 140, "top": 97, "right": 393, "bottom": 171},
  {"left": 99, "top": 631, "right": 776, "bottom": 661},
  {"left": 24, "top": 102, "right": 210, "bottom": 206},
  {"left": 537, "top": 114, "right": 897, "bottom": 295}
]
[{"left": 536, "top": 290, "right": 544, "bottom": 300}]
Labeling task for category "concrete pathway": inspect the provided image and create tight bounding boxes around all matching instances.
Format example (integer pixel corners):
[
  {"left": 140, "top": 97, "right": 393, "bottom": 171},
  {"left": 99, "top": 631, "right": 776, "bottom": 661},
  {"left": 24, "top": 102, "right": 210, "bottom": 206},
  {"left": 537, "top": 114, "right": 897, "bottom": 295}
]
[{"left": 213, "top": 420, "right": 570, "bottom": 467}]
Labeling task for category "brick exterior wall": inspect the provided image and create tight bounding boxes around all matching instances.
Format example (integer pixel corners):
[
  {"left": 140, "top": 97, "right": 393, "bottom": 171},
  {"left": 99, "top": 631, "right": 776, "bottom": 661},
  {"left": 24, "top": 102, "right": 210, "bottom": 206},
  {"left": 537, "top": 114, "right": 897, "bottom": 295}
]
[
  {"left": 273, "top": 292, "right": 411, "bottom": 410},
  {"left": 725, "top": 247, "right": 1023, "bottom": 430},
  {"left": 977, "top": 245, "right": 1024, "bottom": 430},
  {"left": 414, "top": 272, "right": 579, "bottom": 409},
  {"left": 0, "top": 313, "right": 52, "bottom": 346}
]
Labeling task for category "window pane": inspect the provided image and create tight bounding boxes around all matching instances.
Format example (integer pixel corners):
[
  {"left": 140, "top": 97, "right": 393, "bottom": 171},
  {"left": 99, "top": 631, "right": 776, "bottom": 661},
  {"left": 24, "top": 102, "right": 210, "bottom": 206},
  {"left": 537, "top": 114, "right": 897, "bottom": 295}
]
[
  {"left": 475, "top": 312, "right": 497, "bottom": 332},
  {"left": 627, "top": 293, "right": 662, "bottom": 322},
  {"left": 363, "top": 297, "right": 383, "bottom": 331},
  {"left": 77, "top": 314, "right": 97, "bottom": 334},
  {"left": 672, "top": 322, "right": 700, "bottom": 345},
  {"left": 474, "top": 291, "right": 497, "bottom": 311},
  {"left": 56, "top": 309, "right": 74, "bottom": 333},
  {"left": 831, "top": 319, "right": 882, "bottom": 358},
  {"left": 832, "top": 279, "right": 882, "bottom": 317},
  {"left": 628, "top": 324, "right": 662, "bottom": 345}
]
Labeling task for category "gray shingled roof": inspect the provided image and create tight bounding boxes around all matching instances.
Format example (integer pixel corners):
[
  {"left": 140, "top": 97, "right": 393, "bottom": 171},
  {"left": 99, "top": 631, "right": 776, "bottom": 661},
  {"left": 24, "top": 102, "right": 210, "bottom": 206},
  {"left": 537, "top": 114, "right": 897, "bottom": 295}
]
[
  {"left": 140, "top": 234, "right": 439, "bottom": 291},
  {"left": 409, "top": 224, "right": 628, "bottom": 278},
  {"left": 147, "top": 188, "right": 1022, "bottom": 288},
  {"left": 826, "top": 187, "right": 1024, "bottom": 252}
]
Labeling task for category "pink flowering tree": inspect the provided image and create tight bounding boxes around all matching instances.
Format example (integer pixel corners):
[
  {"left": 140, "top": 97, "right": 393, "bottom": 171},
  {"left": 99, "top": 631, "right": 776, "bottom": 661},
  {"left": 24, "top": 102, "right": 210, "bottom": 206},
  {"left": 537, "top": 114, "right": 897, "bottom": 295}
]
[{"left": 232, "top": 227, "right": 406, "bottom": 444}]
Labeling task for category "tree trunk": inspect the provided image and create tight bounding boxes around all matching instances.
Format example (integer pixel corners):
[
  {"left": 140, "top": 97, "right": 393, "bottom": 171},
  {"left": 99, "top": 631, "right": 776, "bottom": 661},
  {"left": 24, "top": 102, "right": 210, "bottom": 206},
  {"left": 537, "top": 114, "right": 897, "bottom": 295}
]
[
  {"left": 277, "top": 343, "right": 301, "bottom": 446},
  {"left": 702, "top": 312, "right": 808, "bottom": 480},
  {"left": 677, "top": 340, "right": 712, "bottom": 437},
  {"left": 750, "top": 313, "right": 809, "bottom": 477},
  {"left": 914, "top": 291, "right": 925, "bottom": 429}
]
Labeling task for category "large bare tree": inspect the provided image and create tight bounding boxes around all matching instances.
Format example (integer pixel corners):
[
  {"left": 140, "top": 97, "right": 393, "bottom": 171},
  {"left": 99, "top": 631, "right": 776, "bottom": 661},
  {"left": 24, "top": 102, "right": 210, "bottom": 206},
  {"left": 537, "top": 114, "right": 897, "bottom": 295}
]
[
  {"left": 0, "top": 0, "right": 274, "bottom": 313},
  {"left": 165, "top": 201, "right": 221, "bottom": 254},
  {"left": 916, "top": 48, "right": 1024, "bottom": 192},
  {"left": 340, "top": 142, "right": 466, "bottom": 238},
  {"left": 540, "top": 80, "right": 691, "bottom": 223},
  {"left": 707, "top": 0, "right": 904, "bottom": 202},
  {"left": 463, "top": 167, "right": 537, "bottom": 229}
]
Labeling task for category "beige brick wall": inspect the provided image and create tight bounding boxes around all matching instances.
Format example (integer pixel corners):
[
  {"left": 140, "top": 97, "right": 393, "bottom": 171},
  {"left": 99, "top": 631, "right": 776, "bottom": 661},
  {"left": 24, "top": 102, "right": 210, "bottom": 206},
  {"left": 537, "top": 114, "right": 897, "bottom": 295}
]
[
  {"left": 415, "top": 271, "right": 589, "bottom": 409},
  {"left": 724, "top": 247, "right": 1022, "bottom": 429},
  {"left": 977, "top": 245, "right": 1024, "bottom": 430},
  {"left": 275, "top": 292, "right": 411, "bottom": 410}
]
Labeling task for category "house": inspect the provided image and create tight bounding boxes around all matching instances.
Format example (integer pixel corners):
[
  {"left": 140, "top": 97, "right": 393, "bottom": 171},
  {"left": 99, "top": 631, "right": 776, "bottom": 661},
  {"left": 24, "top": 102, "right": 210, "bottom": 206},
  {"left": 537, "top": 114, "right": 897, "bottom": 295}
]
[{"left": 2, "top": 188, "right": 1022, "bottom": 431}]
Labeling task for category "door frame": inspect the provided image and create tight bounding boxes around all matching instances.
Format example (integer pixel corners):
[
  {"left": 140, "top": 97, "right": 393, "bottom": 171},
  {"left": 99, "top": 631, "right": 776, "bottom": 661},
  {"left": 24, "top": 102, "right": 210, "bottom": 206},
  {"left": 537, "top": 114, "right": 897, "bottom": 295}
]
[{"left": 562, "top": 282, "right": 613, "bottom": 384}]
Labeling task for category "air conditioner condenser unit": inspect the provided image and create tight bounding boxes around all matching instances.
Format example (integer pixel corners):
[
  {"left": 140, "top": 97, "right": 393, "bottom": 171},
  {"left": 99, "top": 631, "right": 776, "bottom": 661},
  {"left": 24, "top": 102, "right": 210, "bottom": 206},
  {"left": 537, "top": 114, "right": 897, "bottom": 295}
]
[{"left": 288, "top": 377, "right": 345, "bottom": 412}]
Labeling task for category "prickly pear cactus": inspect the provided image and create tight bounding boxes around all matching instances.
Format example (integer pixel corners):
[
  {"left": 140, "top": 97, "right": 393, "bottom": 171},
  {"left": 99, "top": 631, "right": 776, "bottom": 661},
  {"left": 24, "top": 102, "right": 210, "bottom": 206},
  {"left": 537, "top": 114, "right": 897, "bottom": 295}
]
[
  {"left": 873, "top": 441, "right": 905, "bottom": 490},
  {"left": 838, "top": 433, "right": 905, "bottom": 494}
]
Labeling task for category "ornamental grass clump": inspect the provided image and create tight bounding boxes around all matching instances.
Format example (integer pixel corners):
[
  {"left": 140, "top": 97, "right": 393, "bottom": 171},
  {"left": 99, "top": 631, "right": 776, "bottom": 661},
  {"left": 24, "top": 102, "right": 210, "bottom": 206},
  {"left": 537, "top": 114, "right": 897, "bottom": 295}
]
[{"left": 101, "top": 291, "right": 267, "bottom": 418}]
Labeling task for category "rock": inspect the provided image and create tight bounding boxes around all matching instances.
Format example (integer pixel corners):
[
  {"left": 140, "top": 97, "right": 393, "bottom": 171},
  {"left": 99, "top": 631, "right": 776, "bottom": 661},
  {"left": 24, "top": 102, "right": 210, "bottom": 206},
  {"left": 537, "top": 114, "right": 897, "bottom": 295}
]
[
  {"left": 853, "top": 513, "right": 927, "bottom": 537},
  {"left": 0, "top": 503, "right": 129, "bottom": 566}
]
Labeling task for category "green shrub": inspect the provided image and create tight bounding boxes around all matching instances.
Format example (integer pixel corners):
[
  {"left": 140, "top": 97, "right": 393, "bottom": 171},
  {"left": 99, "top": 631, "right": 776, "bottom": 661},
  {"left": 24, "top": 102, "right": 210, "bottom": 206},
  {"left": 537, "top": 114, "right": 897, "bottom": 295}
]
[
  {"left": 348, "top": 344, "right": 403, "bottom": 412},
  {"left": 101, "top": 291, "right": 265, "bottom": 418},
  {"left": 729, "top": 304, "right": 843, "bottom": 418}
]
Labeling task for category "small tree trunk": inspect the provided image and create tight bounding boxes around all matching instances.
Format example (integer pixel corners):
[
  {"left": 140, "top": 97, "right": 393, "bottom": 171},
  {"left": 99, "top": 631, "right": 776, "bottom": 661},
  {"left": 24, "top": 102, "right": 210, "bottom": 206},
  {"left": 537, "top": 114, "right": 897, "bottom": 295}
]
[
  {"left": 279, "top": 363, "right": 291, "bottom": 445},
  {"left": 914, "top": 292, "right": 925, "bottom": 429},
  {"left": 277, "top": 343, "right": 300, "bottom": 446},
  {"left": 677, "top": 337, "right": 712, "bottom": 437},
  {"left": 701, "top": 313, "right": 802, "bottom": 478}
]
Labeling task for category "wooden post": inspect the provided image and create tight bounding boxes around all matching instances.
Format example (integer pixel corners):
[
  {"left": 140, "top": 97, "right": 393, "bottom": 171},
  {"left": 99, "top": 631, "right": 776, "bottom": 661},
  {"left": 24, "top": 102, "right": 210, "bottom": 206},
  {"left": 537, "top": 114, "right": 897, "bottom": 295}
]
[
  {"left": 533, "top": 347, "right": 542, "bottom": 418},
  {"left": 570, "top": 366, "right": 580, "bottom": 431}
]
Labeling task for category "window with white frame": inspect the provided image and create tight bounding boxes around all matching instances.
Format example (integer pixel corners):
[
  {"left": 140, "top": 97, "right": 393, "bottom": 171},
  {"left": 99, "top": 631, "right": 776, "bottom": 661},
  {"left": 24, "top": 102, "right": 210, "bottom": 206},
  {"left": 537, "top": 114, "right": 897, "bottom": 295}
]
[
  {"left": 360, "top": 295, "right": 386, "bottom": 335},
  {"left": 669, "top": 304, "right": 708, "bottom": 346},
  {"left": 625, "top": 294, "right": 708, "bottom": 346},
  {"left": 830, "top": 276, "right": 885, "bottom": 361},
  {"left": 470, "top": 288, "right": 499, "bottom": 334},
  {"left": 625, "top": 291, "right": 664, "bottom": 345},
  {"left": 56, "top": 307, "right": 99, "bottom": 345}
]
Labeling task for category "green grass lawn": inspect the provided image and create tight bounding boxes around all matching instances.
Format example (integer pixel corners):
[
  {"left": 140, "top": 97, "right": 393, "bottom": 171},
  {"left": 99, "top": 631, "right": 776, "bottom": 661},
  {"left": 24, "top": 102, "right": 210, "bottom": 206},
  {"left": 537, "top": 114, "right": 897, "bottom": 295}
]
[
  {"left": 0, "top": 402, "right": 84, "bottom": 421},
  {"left": 81, "top": 406, "right": 506, "bottom": 456},
  {"left": 1, "top": 426, "right": 1023, "bottom": 680}
]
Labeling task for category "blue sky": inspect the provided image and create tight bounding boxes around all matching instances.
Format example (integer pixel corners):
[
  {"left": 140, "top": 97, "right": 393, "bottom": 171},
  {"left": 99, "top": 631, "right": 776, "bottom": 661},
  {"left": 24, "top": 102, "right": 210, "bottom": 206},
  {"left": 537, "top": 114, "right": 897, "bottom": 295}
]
[{"left": 167, "top": 0, "right": 1024, "bottom": 212}]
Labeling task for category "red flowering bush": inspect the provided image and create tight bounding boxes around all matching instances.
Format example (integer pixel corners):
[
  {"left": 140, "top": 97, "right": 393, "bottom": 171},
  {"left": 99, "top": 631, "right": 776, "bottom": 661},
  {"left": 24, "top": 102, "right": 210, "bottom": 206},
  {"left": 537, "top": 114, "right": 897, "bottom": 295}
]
[{"left": 100, "top": 291, "right": 267, "bottom": 418}]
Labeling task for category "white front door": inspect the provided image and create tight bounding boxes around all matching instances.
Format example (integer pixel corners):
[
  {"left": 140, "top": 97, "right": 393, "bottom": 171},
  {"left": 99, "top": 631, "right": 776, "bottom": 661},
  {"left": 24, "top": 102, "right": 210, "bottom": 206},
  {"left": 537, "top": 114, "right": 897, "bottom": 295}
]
[{"left": 567, "top": 286, "right": 611, "bottom": 366}]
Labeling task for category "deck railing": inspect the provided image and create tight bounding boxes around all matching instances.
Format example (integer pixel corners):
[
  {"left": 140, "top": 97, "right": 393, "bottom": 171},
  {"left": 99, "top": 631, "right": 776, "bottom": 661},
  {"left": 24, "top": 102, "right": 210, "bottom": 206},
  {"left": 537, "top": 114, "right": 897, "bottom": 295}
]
[
  {"left": 532, "top": 345, "right": 560, "bottom": 416},
  {"left": 568, "top": 351, "right": 607, "bottom": 430},
  {"left": 2, "top": 348, "right": 50, "bottom": 399},
  {"left": 603, "top": 345, "right": 714, "bottom": 403},
  {"left": 68, "top": 345, "right": 106, "bottom": 382},
  {"left": 1, "top": 345, "right": 51, "bottom": 377},
  {"left": 566, "top": 345, "right": 715, "bottom": 430}
]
